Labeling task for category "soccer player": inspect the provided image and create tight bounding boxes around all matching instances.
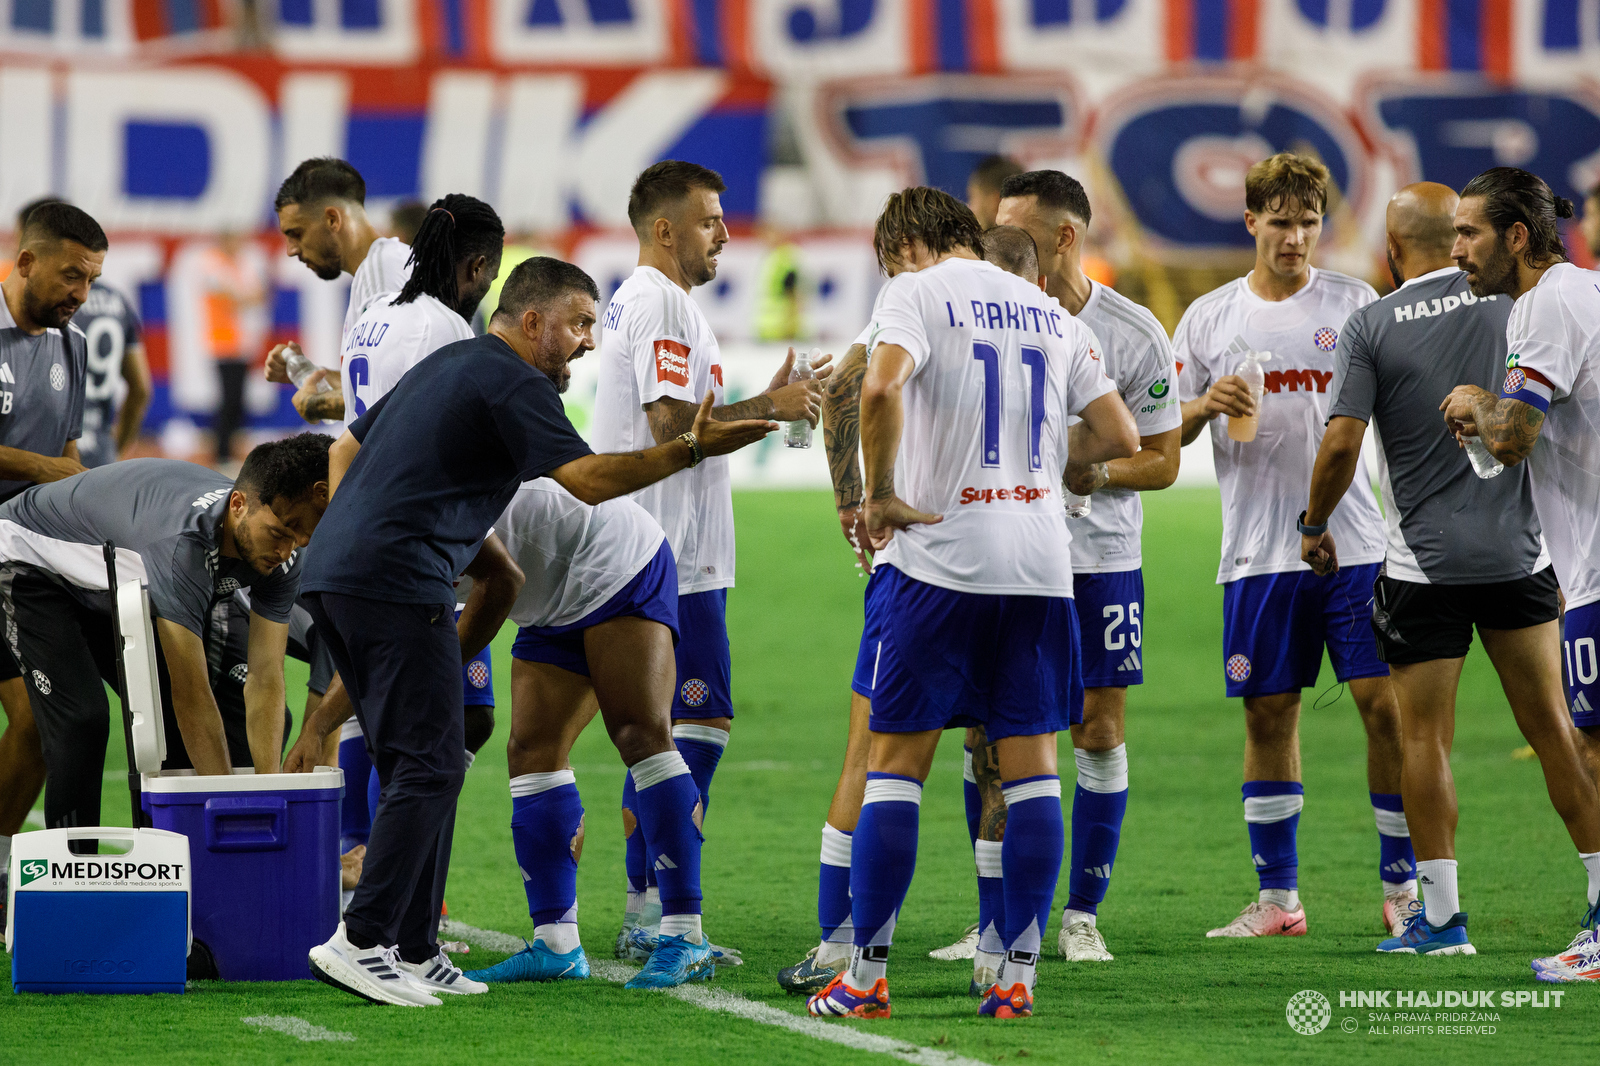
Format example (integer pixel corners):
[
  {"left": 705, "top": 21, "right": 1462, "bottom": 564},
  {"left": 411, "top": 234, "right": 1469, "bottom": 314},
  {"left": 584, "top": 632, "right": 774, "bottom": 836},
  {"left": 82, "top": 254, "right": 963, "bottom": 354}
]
[
  {"left": 1304, "top": 181, "right": 1574, "bottom": 955},
  {"left": 267, "top": 158, "right": 413, "bottom": 424},
  {"left": 1175, "top": 153, "right": 1406, "bottom": 939},
  {"left": 806, "top": 187, "right": 1137, "bottom": 1021},
  {"left": 590, "top": 161, "right": 825, "bottom": 956},
  {"left": 0, "top": 436, "right": 330, "bottom": 847},
  {"left": 966, "top": 154, "right": 1023, "bottom": 230},
  {"left": 452, "top": 480, "right": 716, "bottom": 989},
  {"left": 0, "top": 200, "right": 98, "bottom": 891},
  {"left": 72, "top": 279, "right": 151, "bottom": 468},
  {"left": 1437, "top": 167, "right": 1600, "bottom": 978},
  {"left": 995, "top": 172, "right": 1182, "bottom": 962},
  {"left": 297, "top": 256, "right": 778, "bottom": 1007}
]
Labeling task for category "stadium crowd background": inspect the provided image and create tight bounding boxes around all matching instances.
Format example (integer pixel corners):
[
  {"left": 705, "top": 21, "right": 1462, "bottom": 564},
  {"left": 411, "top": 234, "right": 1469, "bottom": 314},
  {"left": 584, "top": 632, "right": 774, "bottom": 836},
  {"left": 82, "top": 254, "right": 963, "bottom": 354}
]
[{"left": 1, "top": 0, "right": 1599, "bottom": 474}]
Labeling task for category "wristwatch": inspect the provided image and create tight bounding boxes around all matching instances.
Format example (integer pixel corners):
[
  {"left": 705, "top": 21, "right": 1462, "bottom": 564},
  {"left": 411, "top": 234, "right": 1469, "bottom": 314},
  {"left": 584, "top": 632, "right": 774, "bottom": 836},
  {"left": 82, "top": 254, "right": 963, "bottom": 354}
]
[{"left": 1297, "top": 510, "right": 1328, "bottom": 537}]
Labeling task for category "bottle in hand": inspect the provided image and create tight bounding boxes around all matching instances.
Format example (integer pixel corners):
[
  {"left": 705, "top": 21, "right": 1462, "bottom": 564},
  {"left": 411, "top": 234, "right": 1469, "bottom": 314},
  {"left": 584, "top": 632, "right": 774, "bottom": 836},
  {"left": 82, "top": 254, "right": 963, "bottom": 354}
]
[
  {"left": 1227, "top": 349, "right": 1272, "bottom": 443},
  {"left": 284, "top": 343, "right": 333, "bottom": 394},
  {"left": 786, "top": 347, "right": 818, "bottom": 449}
]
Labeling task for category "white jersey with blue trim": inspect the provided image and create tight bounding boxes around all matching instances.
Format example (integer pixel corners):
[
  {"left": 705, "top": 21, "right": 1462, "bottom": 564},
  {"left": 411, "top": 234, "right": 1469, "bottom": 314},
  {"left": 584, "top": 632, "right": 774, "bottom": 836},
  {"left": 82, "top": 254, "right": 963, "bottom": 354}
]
[
  {"left": 339, "top": 292, "right": 473, "bottom": 423},
  {"left": 869, "top": 257, "right": 1118, "bottom": 598},
  {"left": 345, "top": 236, "right": 412, "bottom": 339},
  {"left": 1501, "top": 262, "right": 1600, "bottom": 610},
  {"left": 1070, "top": 280, "right": 1182, "bottom": 573}
]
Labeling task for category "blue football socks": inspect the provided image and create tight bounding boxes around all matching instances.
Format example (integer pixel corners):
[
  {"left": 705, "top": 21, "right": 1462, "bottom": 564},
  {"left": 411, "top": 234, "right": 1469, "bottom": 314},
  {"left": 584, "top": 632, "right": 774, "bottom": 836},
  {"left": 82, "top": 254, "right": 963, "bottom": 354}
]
[
  {"left": 848, "top": 773, "right": 923, "bottom": 987},
  {"left": 671, "top": 723, "right": 729, "bottom": 817},
  {"left": 1371, "top": 791, "right": 1416, "bottom": 893},
  {"left": 1066, "top": 745, "right": 1129, "bottom": 920},
  {"left": 818, "top": 823, "right": 853, "bottom": 948},
  {"left": 631, "top": 750, "right": 705, "bottom": 940},
  {"left": 1000, "top": 775, "right": 1064, "bottom": 993},
  {"left": 1243, "top": 780, "right": 1304, "bottom": 897},
  {"left": 510, "top": 770, "right": 585, "bottom": 945}
]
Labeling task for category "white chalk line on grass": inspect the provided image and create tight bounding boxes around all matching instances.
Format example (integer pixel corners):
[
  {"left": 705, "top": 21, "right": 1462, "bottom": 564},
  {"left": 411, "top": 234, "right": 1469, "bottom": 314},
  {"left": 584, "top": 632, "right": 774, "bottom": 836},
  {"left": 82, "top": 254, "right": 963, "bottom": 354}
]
[
  {"left": 242, "top": 1016, "right": 356, "bottom": 1043},
  {"left": 440, "top": 920, "right": 992, "bottom": 1066}
]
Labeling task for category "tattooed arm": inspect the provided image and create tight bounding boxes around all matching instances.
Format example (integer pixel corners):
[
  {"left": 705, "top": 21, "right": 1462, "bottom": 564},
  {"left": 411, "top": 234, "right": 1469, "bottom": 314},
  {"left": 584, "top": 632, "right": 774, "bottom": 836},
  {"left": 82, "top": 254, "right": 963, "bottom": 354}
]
[
  {"left": 1440, "top": 385, "right": 1545, "bottom": 466},
  {"left": 642, "top": 346, "right": 830, "bottom": 445},
  {"left": 824, "top": 343, "right": 873, "bottom": 569},
  {"left": 969, "top": 724, "right": 1008, "bottom": 842},
  {"left": 860, "top": 343, "right": 943, "bottom": 549}
]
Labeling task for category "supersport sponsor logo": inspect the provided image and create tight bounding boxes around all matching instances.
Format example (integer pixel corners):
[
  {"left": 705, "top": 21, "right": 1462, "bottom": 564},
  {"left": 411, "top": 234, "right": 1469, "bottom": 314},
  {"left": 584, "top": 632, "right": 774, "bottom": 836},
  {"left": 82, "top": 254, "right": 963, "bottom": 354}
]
[
  {"left": 959, "top": 485, "right": 1054, "bottom": 505},
  {"left": 653, "top": 338, "right": 690, "bottom": 387}
]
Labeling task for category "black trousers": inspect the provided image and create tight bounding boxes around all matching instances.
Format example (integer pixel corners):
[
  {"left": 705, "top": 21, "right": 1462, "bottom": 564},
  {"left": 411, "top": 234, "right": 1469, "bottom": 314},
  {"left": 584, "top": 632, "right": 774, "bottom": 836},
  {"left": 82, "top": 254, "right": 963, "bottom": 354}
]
[
  {"left": 215, "top": 358, "right": 248, "bottom": 462},
  {"left": 305, "top": 591, "right": 465, "bottom": 961}
]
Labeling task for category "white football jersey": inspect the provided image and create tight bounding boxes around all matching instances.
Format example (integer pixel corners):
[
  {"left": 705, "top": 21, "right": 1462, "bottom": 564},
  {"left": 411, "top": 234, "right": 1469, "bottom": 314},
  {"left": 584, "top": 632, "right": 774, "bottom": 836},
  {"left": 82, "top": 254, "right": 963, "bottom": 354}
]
[
  {"left": 345, "top": 237, "right": 412, "bottom": 339},
  {"left": 339, "top": 292, "right": 473, "bottom": 423},
  {"left": 1177, "top": 268, "right": 1385, "bottom": 584},
  {"left": 589, "top": 265, "right": 733, "bottom": 595},
  {"left": 484, "top": 480, "right": 668, "bottom": 630},
  {"left": 1070, "top": 281, "right": 1182, "bottom": 573},
  {"left": 870, "top": 257, "right": 1118, "bottom": 597},
  {"left": 1502, "top": 262, "right": 1600, "bottom": 610}
]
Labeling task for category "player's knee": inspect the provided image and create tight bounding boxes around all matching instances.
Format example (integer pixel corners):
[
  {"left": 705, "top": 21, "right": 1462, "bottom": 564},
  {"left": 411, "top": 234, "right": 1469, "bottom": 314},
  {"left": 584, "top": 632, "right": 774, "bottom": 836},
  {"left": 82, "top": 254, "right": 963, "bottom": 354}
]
[
  {"left": 463, "top": 706, "right": 495, "bottom": 755},
  {"left": 608, "top": 719, "right": 672, "bottom": 767}
]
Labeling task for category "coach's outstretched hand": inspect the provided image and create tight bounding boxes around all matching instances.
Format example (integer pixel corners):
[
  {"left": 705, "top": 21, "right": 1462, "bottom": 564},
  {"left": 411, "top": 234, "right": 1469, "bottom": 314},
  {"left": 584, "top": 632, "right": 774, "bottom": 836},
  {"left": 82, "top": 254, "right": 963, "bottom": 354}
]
[
  {"left": 863, "top": 494, "right": 942, "bottom": 551},
  {"left": 761, "top": 347, "right": 834, "bottom": 427},
  {"left": 692, "top": 390, "right": 780, "bottom": 456}
]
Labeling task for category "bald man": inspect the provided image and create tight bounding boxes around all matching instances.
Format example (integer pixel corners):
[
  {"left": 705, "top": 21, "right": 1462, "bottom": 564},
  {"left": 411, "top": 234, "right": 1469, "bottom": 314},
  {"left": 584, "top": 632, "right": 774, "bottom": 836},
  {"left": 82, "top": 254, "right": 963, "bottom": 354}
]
[{"left": 1302, "top": 183, "right": 1578, "bottom": 955}]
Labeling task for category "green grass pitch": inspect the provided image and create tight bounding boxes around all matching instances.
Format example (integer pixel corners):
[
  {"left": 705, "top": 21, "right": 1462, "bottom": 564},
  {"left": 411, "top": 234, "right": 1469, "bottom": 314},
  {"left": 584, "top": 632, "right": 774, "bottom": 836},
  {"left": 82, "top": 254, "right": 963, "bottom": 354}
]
[{"left": 2, "top": 488, "right": 1592, "bottom": 1064}]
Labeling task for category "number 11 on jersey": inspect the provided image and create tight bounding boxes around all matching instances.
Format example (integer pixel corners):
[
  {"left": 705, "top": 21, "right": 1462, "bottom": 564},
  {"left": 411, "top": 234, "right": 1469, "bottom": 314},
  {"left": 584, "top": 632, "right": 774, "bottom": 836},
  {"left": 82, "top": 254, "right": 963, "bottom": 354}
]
[{"left": 973, "top": 342, "right": 1048, "bottom": 471}]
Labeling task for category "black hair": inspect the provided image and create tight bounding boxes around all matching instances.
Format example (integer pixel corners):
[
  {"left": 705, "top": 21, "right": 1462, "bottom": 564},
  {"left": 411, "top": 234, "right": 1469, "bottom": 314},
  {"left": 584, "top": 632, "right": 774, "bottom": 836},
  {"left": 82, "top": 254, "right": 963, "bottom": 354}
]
[
  {"left": 274, "top": 158, "right": 367, "bottom": 211},
  {"left": 236, "top": 433, "right": 333, "bottom": 508},
  {"left": 981, "top": 225, "right": 1039, "bottom": 280},
  {"left": 999, "top": 170, "right": 1093, "bottom": 227},
  {"left": 393, "top": 194, "right": 504, "bottom": 309},
  {"left": 1460, "top": 167, "right": 1573, "bottom": 268},
  {"left": 627, "top": 160, "right": 727, "bottom": 237},
  {"left": 15, "top": 196, "right": 63, "bottom": 233},
  {"left": 969, "top": 154, "right": 1024, "bottom": 194},
  {"left": 491, "top": 257, "right": 600, "bottom": 323},
  {"left": 19, "top": 201, "right": 108, "bottom": 253}
]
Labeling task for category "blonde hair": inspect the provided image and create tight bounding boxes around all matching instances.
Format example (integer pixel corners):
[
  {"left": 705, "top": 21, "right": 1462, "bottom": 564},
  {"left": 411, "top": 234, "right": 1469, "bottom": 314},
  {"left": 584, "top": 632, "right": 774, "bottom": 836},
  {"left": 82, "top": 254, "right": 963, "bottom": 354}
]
[{"left": 1245, "top": 152, "right": 1330, "bottom": 216}]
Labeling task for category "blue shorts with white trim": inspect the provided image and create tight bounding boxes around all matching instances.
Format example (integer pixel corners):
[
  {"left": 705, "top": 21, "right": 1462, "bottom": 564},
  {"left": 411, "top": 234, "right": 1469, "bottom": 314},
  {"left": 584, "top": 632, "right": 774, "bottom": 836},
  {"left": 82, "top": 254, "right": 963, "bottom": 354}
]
[
  {"left": 1221, "top": 563, "right": 1386, "bottom": 698},
  {"left": 850, "top": 568, "right": 889, "bottom": 698},
  {"left": 1564, "top": 601, "right": 1600, "bottom": 729},
  {"left": 1072, "top": 569, "right": 1145, "bottom": 688},
  {"left": 510, "top": 542, "right": 679, "bottom": 678}
]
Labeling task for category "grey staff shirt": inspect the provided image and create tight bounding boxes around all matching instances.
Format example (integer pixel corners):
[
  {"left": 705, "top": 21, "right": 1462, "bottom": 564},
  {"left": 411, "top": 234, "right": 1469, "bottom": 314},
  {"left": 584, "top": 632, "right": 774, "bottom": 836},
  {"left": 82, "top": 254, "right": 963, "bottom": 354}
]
[
  {"left": 0, "top": 294, "right": 87, "bottom": 502},
  {"left": 1327, "top": 266, "right": 1546, "bottom": 584},
  {"left": 0, "top": 458, "right": 301, "bottom": 636}
]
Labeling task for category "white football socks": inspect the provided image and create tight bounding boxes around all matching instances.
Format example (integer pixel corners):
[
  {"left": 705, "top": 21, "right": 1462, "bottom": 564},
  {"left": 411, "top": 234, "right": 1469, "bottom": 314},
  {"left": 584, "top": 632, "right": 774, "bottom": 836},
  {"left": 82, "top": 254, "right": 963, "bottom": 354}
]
[
  {"left": 1260, "top": 888, "right": 1299, "bottom": 910},
  {"left": 1580, "top": 851, "right": 1600, "bottom": 907},
  {"left": 1063, "top": 908, "right": 1096, "bottom": 929},
  {"left": 1417, "top": 858, "right": 1459, "bottom": 926},
  {"left": 535, "top": 921, "right": 582, "bottom": 954},
  {"left": 659, "top": 913, "right": 704, "bottom": 943}
]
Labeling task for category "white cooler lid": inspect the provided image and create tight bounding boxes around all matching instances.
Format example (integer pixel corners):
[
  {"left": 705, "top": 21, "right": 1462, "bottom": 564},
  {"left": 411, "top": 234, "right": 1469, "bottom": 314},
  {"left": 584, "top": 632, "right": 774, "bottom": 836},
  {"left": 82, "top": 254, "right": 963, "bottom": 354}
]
[
  {"left": 141, "top": 766, "right": 345, "bottom": 793},
  {"left": 118, "top": 580, "right": 166, "bottom": 774}
]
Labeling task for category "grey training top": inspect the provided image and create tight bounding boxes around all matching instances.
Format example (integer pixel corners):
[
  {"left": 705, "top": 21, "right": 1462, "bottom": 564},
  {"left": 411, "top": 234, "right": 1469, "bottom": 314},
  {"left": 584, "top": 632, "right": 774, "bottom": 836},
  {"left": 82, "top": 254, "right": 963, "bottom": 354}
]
[
  {"left": 1328, "top": 266, "right": 1543, "bottom": 584},
  {"left": 72, "top": 282, "right": 142, "bottom": 469},
  {"left": 0, "top": 458, "right": 302, "bottom": 636},
  {"left": 0, "top": 294, "right": 87, "bottom": 502}
]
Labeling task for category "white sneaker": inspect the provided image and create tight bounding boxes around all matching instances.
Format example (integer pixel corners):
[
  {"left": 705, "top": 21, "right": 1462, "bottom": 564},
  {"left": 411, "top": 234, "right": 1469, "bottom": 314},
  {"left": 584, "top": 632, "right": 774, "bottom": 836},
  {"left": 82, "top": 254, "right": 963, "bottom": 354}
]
[
  {"left": 396, "top": 950, "right": 489, "bottom": 995},
  {"left": 1059, "top": 919, "right": 1114, "bottom": 961},
  {"left": 309, "top": 922, "right": 442, "bottom": 1006},
  {"left": 930, "top": 923, "right": 979, "bottom": 961}
]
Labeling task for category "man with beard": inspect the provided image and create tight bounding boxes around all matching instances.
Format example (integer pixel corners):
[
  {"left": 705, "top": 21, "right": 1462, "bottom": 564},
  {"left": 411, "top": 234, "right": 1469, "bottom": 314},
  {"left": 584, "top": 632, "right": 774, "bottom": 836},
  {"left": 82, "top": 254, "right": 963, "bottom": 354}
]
[
  {"left": 1302, "top": 182, "right": 1564, "bottom": 957},
  {"left": 590, "top": 161, "right": 826, "bottom": 961},
  {"left": 1440, "top": 167, "right": 1600, "bottom": 980},
  {"left": 267, "top": 158, "right": 413, "bottom": 425},
  {"left": 298, "top": 254, "right": 779, "bottom": 1006},
  {"left": 0, "top": 434, "right": 331, "bottom": 853},
  {"left": 0, "top": 200, "right": 97, "bottom": 900}
]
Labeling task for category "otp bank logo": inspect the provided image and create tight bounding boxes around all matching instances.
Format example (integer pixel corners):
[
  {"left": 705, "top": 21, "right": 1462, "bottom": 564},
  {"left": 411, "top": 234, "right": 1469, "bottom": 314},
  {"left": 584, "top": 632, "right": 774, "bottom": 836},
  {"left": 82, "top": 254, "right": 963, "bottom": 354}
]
[{"left": 653, "top": 339, "right": 690, "bottom": 387}]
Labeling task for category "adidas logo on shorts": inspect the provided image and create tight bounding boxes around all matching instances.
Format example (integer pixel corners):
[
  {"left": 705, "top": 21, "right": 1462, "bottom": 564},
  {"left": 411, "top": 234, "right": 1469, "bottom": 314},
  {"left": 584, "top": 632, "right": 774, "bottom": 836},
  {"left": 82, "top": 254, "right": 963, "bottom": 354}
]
[
  {"left": 1115, "top": 650, "right": 1142, "bottom": 672},
  {"left": 1574, "top": 692, "right": 1595, "bottom": 717}
]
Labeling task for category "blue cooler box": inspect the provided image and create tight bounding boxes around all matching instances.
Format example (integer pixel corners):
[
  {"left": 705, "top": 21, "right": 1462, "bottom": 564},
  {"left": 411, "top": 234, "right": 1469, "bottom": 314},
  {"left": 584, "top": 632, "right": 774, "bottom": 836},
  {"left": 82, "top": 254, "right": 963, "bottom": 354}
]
[
  {"left": 142, "top": 768, "right": 344, "bottom": 981},
  {"left": 8, "top": 827, "right": 191, "bottom": 994}
]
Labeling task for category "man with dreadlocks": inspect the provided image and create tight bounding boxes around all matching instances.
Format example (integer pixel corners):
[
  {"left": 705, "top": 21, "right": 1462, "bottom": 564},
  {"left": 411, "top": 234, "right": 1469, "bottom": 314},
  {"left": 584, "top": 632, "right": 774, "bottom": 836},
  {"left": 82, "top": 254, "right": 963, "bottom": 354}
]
[{"left": 327, "top": 194, "right": 523, "bottom": 925}]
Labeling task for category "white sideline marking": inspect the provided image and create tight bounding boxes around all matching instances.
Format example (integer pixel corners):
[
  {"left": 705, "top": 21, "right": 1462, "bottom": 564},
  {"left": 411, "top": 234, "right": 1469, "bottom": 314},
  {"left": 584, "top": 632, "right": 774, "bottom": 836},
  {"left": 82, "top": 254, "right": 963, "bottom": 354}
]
[
  {"left": 242, "top": 1016, "right": 356, "bottom": 1043},
  {"left": 439, "top": 920, "right": 992, "bottom": 1066}
]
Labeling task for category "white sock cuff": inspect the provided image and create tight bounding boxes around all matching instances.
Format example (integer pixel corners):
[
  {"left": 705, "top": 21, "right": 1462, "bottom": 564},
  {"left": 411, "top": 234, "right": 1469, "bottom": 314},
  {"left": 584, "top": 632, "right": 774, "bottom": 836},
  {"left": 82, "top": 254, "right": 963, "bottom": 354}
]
[
  {"left": 338, "top": 717, "right": 364, "bottom": 743},
  {"left": 1374, "top": 806, "right": 1410, "bottom": 838},
  {"left": 509, "top": 769, "right": 576, "bottom": 797},
  {"left": 1002, "top": 776, "right": 1062, "bottom": 805},
  {"left": 673, "top": 723, "right": 730, "bottom": 748},
  {"left": 820, "top": 823, "right": 853, "bottom": 868},
  {"left": 862, "top": 776, "right": 923, "bottom": 806},
  {"left": 974, "top": 839, "right": 1003, "bottom": 878},
  {"left": 963, "top": 747, "right": 976, "bottom": 784},
  {"left": 464, "top": 749, "right": 476, "bottom": 771},
  {"left": 632, "top": 750, "right": 692, "bottom": 790},
  {"left": 1073, "top": 745, "right": 1129, "bottom": 793},
  {"left": 1244, "top": 794, "right": 1304, "bottom": 823}
]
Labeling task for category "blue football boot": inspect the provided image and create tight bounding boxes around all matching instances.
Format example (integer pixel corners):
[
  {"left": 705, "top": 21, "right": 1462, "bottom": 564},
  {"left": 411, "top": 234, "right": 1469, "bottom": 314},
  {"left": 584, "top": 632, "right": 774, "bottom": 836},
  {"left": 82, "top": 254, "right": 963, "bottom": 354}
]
[
  {"left": 623, "top": 933, "right": 715, "bottom": 989},
  {"left": 464, "top": 939, "right": 591, "bottom": 983}
]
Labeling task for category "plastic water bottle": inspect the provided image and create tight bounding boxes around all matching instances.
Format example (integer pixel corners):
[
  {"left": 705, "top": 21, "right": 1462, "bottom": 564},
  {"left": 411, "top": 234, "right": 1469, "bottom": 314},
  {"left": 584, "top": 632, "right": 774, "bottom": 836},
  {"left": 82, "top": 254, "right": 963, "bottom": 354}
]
[
  {"left": 284, "top": 344, "right": 333, "bottom": 394},
  {"left": 786, "top": 347, "right": 817, "bottom": 449},
  {"left": 1064, "top": 491, "right": 1092, "bottom": 519},
  {"left": 1227, "top": 349, "right": 1272, "bottom": 443},
  {"left": 1462, "top": 436, "right": 1504, "bottom": 479}
]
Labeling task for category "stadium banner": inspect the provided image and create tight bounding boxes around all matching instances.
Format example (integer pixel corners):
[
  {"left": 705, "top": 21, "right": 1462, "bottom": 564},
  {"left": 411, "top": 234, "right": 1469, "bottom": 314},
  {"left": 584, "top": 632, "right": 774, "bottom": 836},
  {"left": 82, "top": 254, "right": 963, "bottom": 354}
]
[{"left": 1, "top": 0, "right": 1597, "bottom": 453}]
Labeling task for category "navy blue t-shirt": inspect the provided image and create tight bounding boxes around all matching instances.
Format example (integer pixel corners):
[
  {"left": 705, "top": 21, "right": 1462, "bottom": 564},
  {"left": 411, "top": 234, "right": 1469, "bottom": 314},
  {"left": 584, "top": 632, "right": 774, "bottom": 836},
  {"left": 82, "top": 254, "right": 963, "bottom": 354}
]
[{"left": 302, "top": 333, "right": 594, "bottom": 605}]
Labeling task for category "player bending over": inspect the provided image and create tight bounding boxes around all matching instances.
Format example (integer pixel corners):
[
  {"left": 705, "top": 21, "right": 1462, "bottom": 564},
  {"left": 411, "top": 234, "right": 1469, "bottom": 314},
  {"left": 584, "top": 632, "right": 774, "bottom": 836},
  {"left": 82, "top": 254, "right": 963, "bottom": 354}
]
[
  {"left": 1176, "top": 153, "right": 1410, "bottom": 939},
  {"left": 1438, "top": 167, "right": 1600, "bottom": 980},
  {"left": 458, "top": 482, "right": 723, "bottom": 990},
  {"left": 806, "top": 187, "right": 1136, "bottom": 1021}
]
